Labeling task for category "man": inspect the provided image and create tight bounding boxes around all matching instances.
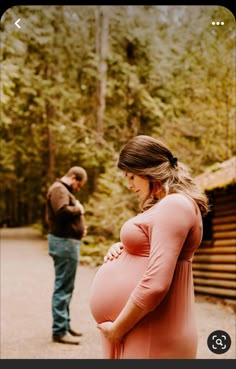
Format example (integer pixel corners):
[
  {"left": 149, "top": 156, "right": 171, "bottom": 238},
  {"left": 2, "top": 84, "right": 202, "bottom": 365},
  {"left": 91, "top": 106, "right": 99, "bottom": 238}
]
[{"left": 46, "top": 166, "right": 88, "bottom": 345}]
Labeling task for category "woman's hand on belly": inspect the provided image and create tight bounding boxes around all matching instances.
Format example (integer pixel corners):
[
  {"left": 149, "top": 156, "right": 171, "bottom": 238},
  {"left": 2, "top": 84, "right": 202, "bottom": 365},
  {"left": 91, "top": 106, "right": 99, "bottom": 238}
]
[
  {"left": 97, "top": 321, "right": 124, "bottom": 344},
  {"left": 104, "top": 242, "right": 124, "bottom": 263}
]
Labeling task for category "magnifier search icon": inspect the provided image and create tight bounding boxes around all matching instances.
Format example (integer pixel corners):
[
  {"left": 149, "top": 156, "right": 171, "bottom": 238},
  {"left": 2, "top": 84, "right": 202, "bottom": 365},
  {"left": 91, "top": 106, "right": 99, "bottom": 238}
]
[{"left": 208, "top": 330, "right": 231, "bottom": 354}]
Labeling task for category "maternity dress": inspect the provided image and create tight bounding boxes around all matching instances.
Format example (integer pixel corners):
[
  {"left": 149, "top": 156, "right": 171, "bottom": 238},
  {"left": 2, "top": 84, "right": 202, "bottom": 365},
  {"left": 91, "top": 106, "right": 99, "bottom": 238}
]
[{"left": 89, "top": 194, "right": 203, "bottom": 358}]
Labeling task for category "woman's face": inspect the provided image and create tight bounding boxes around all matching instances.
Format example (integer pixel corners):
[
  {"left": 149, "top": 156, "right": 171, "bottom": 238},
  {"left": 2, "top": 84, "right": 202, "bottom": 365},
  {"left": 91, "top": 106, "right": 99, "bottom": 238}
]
[{"left": 125, "top": 172, "right": 150, "bottom": 201}]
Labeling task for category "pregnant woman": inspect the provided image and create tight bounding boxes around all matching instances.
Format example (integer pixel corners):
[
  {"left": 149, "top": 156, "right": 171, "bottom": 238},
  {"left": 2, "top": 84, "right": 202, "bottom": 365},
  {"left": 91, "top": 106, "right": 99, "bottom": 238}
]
[{"left": 89, "top": 135, "right": 209, "bottom": 359}]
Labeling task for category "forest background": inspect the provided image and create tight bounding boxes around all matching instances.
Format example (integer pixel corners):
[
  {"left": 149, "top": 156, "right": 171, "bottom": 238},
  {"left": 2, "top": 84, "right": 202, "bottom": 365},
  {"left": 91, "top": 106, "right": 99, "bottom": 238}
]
[{"left": 1, "top": 5, "right": 235, "bottom": 264}]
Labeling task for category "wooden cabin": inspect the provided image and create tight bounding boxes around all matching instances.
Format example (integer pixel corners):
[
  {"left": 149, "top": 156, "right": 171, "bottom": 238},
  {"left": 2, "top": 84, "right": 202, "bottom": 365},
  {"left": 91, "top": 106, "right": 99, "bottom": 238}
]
[{"left": 193, "top": 157, "right": 236, "bottom": 305}]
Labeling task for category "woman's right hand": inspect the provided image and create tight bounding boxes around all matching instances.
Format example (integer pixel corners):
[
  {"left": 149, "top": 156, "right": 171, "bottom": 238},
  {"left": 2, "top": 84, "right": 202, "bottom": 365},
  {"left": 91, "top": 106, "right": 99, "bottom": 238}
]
[{"left": 104, "top": 242, "right": 124, "bottom": 263}]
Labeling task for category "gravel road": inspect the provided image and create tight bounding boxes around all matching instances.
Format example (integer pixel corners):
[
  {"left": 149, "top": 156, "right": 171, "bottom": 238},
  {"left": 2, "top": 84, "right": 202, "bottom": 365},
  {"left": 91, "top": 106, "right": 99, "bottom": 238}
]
[{"left": 0, "top": 227, "right": 235, "bottom": 360}]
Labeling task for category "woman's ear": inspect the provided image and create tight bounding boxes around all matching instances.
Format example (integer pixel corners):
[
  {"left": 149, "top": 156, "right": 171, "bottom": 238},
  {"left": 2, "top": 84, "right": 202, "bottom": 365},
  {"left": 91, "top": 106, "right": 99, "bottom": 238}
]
[{"left": 151, "top": 183, "right": 159, "bottom": 197}]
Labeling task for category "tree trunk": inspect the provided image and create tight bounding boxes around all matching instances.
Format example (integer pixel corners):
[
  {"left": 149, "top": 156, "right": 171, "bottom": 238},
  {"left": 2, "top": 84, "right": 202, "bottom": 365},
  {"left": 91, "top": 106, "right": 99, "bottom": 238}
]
[{"left": 92, "top": 7, "right": 109, "bottom": 192}]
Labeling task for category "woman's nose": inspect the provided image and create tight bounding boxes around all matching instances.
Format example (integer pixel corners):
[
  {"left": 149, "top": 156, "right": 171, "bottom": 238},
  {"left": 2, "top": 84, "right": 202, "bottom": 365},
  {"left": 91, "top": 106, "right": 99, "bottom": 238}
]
[{"left": 127, "top": 183, "right": 133, "bottom": 190}]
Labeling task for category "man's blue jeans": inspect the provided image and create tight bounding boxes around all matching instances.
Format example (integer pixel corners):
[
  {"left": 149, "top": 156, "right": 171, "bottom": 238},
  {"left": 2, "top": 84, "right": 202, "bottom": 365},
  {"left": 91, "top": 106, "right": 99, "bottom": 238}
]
[{"left": 48, "top": 233, "right": 81, "bottom": 338}]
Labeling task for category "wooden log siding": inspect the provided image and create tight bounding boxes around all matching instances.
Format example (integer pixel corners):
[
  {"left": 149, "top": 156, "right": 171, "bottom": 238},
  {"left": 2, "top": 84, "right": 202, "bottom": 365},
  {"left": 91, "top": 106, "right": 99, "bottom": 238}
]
[{"left": 193, "top": 186, "right": 236, "bottom": 301}]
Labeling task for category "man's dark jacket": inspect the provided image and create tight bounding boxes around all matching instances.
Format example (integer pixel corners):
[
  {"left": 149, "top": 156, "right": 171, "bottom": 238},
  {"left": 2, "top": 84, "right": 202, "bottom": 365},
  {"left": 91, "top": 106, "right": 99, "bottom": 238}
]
[{"left": 46, "top": 180, "right": 85, "bottom": 240}]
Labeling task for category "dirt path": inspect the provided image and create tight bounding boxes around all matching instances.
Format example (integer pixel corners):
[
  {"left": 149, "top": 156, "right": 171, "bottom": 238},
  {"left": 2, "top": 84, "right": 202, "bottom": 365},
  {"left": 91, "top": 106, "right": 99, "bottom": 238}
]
[{"left": 0, "top": 227, "right": 235, "bottom": 360}]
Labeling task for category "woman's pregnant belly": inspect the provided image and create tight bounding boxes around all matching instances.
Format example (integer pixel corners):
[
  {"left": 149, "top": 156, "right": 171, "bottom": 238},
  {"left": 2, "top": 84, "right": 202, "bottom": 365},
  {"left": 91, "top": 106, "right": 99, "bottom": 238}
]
[{"left": 89, "top": 251, "right": 148, "bottom": 323}]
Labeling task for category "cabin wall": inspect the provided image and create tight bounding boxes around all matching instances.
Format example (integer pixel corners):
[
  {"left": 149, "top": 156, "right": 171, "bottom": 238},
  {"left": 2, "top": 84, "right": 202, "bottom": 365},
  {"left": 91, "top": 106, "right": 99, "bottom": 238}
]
[{"left": 193, "top": 185, "right": 236, "bottom": 303}]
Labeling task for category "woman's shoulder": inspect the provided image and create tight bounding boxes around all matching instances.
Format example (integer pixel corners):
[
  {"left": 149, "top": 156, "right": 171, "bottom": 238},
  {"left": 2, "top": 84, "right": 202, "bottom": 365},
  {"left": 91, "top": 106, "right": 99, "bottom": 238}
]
[
  {"left": 155, "top": 193, "right": 197, "bottom": 214},
  {"left": 146, "top": 193, "right": 199, "bottom": 229}
]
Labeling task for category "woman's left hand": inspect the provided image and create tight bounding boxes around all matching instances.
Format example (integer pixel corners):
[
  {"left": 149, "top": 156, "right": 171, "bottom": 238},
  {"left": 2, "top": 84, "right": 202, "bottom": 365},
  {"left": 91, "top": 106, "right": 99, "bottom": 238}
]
[
  {"left": 97, "top": 321, "right": 123, "bottom": 344},
  {"left": 104, "top": 242, "right": 124, "bottom": 263}
]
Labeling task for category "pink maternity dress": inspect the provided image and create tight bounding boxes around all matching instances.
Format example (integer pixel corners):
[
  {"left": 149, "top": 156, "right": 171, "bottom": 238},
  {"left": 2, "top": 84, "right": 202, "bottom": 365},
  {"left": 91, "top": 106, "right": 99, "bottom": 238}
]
[{"left": 89, "top": 194, "right": 203, "bottom": 359}]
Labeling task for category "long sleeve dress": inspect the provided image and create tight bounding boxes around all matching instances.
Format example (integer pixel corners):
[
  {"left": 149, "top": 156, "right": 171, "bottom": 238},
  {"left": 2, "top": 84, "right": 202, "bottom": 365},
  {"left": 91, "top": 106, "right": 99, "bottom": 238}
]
[{"left": 89, "top": 193, "right": 203, "bottom": 359}]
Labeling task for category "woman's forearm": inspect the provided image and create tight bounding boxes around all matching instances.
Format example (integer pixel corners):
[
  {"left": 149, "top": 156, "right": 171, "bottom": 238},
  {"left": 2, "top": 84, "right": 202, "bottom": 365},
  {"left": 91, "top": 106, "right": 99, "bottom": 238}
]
[
  {"left": 97, "top": 298, "right": 147, "bottom": 343},
  {"left": 112, "top": 298, "right": 147, "bottom": 338}
]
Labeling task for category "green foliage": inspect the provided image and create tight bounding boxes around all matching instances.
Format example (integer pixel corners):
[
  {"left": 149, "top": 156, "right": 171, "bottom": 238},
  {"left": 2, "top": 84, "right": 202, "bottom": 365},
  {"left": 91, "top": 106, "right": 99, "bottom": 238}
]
[
  {"left": 0, "top": 5, "right": 235, "bottom": 257},
  {"left": 82, "top": 163, "right": 139, "bottom": 262}
]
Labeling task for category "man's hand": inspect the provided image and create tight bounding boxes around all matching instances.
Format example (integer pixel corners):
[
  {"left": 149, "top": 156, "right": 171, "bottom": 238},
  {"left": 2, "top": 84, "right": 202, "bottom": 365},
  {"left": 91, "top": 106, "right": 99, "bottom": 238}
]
[
  {"left": 82, "top": 225, "right": 88, "bottom": 238},
  {"left": 75, "top": 200, "right": 85, "bottom": 215}
]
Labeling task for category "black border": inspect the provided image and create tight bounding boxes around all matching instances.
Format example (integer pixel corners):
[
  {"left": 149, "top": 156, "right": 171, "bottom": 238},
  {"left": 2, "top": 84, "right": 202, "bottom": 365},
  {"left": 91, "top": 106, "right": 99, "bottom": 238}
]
[
  {"left": 0, "top": 359, "right": 236, "bottom": 368},
  {"left": 0, "top": 1, "right": 235, "bottom": 19}
]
